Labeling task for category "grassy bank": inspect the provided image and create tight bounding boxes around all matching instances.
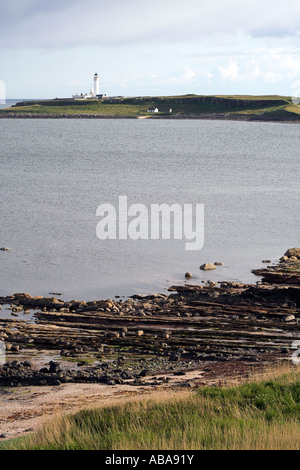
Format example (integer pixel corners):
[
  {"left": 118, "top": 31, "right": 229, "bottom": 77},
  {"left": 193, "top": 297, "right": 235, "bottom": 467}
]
[
  {"left": 0, "top": 95, "right": 299, "bottom": 119},
  {"left": 1, "top": 365, "right": 300, "bottom": 450}
]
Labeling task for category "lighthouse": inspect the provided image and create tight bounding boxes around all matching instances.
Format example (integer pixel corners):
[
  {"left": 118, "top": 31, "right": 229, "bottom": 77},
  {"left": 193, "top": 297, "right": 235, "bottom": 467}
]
[{"left": 94, "top": 73, "right": 99, "bottom": 97}]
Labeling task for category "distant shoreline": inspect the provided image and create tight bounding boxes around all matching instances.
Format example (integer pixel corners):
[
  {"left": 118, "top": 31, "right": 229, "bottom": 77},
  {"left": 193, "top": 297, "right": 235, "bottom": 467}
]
[
  {"left": 0, "top": 112, "right": 299, "bottom": 123},
  {"left": 0, "top": 95, "right": 299, "bottom": 123}
]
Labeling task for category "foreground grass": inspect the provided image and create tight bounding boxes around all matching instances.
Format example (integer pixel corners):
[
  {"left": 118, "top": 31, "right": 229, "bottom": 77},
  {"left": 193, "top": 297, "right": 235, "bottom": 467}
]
[{"left": 1, "top": 366, "right": 300, "bottom": 450}]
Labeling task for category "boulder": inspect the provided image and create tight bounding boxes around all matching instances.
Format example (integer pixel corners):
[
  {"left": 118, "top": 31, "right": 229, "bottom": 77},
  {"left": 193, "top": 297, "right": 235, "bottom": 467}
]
[
  {"left": 284, "top": 248, "right": 300, "bottom": 258},
  {"left": 200, "top": 263, "right": 217, "bottom": 271},
  {"left": 13, "top": 293, "right": 34, "bottom": 303},
  {"left": 283, "top": 315, "right": 296, "bottom": 322},
  {"left": 99, "top": 300, "right": 115, "bottom": 309},
  {"left": 185, "top": 272, "right": 192, "bottom": 279},
  {"left": 49, "top": 361, "right": 61, "bottom": 373}
]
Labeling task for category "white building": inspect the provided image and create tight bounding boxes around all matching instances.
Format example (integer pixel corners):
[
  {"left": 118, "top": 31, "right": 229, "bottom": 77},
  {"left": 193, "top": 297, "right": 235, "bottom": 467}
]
[
  {"left": 147, "top": 107, "right": 159, "bottom": 113},
  {"left": 72, "top": 92, "right": 93, "bottom": 100}
]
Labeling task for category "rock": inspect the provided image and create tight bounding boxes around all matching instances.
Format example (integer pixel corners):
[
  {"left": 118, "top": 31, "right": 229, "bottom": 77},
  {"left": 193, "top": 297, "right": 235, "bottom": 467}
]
[
  {"left": 60, "top": 349, "right": 70, "bottom": 357},
  {"left": 185, "top": 272, "right": 192, "bottom": 279},
  {"left": 262, "top": 260, "right": 272, "bottom": 264},
  {"left": 12, "top": 306, "right": 23, "bottom": 313},
  {"left": 49, "top": 361, "right": 61, "bottom": 373},
  {"left": 231, "top": 282, "right": 244, "bottom": 288},
  {"left": 137, "top": 330, "right": 144, "bottom": 337},
  {"left": 200, "top": 263, "right": 216, "bottom": 271},
  {"left": 178, "top": 382, "right": 192, "bottom": 388},
  {"left": 214, "top": 262, "right": 224, "bottom": 266},
  {"left": 284, "top": 248, "right": 300, "bottom": 258},
  {"left": 0, "top": 247, "right": 10, "bottom": 252},
  {"left": 169, "top": 352, "right": 181, "bottom": 362},
  {"left": 283, "top": 315, "right": 296, "bottom": 322},
  {"left": 13, "top": 293, "right": 34, "bottom": 303},
  {"left": 141, "top": 303, "right": 152, "bottom": 310},
  {"left": 105, "top": 331, "right": 120, "bottom": 339},
  {"left": 100, "top": 300, "right": 115, "bottom": 309},
  {"left": 23, "top": 361, "right": 32, "bottom": 368}
]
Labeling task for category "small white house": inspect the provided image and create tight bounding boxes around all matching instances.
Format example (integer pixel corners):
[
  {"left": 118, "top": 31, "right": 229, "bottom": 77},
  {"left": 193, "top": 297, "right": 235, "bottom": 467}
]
[{"left": 147, "top": 107, "right": 159, "bottom": 113}]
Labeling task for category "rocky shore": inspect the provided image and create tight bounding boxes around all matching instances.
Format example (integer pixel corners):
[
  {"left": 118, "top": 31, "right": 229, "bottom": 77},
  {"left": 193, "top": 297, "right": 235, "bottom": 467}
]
[
  {"left": 0, "top": 113, "right": 136, "bottom": 119},
  {"left": 0, "top": 249, "right": 299, "bottom": 389},
  {"left": 0, "top": 112, "right": 299, "bottom": 123}
]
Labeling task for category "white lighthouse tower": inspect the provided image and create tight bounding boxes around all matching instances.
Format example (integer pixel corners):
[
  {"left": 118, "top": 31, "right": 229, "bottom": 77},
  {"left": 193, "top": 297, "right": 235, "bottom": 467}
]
[{"left": 94, "top": 73, "right": 99, "bottom": 97}]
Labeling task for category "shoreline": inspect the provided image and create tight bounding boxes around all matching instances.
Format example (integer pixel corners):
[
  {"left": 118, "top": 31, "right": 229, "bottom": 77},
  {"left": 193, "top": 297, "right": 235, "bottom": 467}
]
[
  {"left": 0, "top": 253, "right": 299, "bottom": 381},
  {"left": 0, "top": 361, "right": 277, "bottom": 440},
  {"left": 0, "top": 112, "right": 300, "bottom": 123},
  {"left": 1, "top": 250, "right": 299, "bottom": 439}
]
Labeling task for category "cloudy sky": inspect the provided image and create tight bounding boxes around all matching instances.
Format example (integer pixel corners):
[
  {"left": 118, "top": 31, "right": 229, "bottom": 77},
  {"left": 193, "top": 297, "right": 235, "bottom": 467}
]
[{"left": 1, "top": 0, "right": 300, "bottom": 98}]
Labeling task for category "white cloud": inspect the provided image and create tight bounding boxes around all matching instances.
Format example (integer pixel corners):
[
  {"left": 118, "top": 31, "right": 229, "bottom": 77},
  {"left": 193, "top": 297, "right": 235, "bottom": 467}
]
[
  {"left": 180, "top": 68, "right": 197, "bottom": 83},
  {"left": 139, "top": 68, "right": 197, "bottom": 87},
  {"left": 264, "top": 71, "right": 284, "bottom": 83},
  {"left": 216, "top": 48, "right": 300, "bottom": 91},
  {"left": 219, "top": 60, "right": 240, "bottom": 80},
  {"left": 1, "top": 0, "right": 300, "bottom": 97}
]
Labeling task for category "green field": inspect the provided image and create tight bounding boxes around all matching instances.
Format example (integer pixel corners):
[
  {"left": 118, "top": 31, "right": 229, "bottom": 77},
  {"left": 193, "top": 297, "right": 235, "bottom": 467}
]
[
  {"left": 1, "top": 95, "right": 299, "bottom": 119},
  {"left": 1, "top": 366, "right": 300, "bottom": 450}
]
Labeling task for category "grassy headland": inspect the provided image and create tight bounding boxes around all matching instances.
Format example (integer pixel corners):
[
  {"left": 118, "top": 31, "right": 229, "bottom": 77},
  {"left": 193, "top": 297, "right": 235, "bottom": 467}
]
[
  {"left": 1, "top": 94, "right": 299, "bottom": 121},
  {"left": 1, "top": 366, "right": 300, "bottom": 450}
]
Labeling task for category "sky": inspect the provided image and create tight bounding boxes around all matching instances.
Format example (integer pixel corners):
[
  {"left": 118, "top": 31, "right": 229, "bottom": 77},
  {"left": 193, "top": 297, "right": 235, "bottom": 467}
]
[{"left": 0, "top": 0, "right": 300, "bottom": 99}]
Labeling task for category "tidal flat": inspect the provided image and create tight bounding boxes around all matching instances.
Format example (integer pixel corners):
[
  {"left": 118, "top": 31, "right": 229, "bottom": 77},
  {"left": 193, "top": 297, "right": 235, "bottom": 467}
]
[{"left": 0, "top": 249, "right": 299, "bottom": 440}]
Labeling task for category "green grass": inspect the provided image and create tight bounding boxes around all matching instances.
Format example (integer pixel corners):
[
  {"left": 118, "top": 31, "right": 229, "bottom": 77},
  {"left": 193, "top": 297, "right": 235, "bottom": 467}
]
[
  {"left": 285, "top": 104, "right": 300, "bottom": 115},
  {"left": 1, "top": 367, "right": 300, "bottom": 450},
  {"left": 0, "top": 103, "right": 145, "bottom": 116},
  {"left": 1, "top": 95, "right": 299, "bottom": 119}
]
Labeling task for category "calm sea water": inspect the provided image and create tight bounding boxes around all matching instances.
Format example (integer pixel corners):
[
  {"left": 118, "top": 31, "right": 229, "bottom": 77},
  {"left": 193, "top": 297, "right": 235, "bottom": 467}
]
[
  {"left": 0, "top": 118, "right": 299, "bottom": 300},
  {"left": 0, "top": 99, "right": 26, "bottom": 109}
]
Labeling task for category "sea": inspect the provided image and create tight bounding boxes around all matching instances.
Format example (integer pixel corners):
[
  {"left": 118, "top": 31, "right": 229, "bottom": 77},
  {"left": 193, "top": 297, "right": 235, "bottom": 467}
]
[{"left": 0, "top": 101, "right": 299, "bottom": 300}]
